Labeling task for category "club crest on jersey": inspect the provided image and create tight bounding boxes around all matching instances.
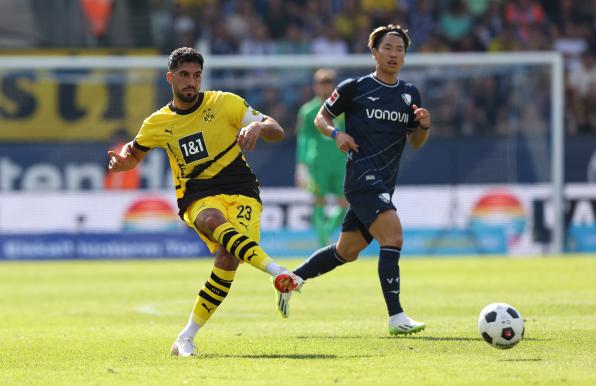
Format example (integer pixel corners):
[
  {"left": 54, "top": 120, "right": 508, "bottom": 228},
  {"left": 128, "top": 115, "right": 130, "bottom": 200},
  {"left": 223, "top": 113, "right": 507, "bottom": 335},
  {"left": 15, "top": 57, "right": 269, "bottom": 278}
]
[
  {"left": 378, "top": 193, "right": 391, "bottom": 203},
  {"left": 328, "top": 89, "right": 339, "bottom": 106},
  {"left": 401, "top": 93, "right": 412, "bottom": 106},
  {"left": 203, "top": 108, "right": 215, "bottom": 123}
]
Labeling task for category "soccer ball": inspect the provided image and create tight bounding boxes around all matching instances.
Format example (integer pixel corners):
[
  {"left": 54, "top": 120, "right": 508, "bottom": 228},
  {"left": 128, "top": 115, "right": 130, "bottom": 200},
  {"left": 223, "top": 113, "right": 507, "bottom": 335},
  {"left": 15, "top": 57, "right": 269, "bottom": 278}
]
[{"left": 478, "top": 303, "right": 524, "bottom": 349}]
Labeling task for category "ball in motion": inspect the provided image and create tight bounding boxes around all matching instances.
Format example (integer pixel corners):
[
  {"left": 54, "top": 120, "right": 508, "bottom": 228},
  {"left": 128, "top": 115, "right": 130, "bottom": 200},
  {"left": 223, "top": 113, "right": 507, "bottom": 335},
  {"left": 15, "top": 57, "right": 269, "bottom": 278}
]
[{"left": 478, "top": 303, "right": 524, "bottom": 349}]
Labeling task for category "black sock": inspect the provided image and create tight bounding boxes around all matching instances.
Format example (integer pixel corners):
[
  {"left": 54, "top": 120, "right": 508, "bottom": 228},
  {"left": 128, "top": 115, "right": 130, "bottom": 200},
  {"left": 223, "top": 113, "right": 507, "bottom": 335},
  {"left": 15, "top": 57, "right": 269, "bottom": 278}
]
[
  {"left": 294, "top": 244, "right": 347, "bottom": 280},
  {"left": 378, "top": 246, "right": 403, "bottom": 316}
]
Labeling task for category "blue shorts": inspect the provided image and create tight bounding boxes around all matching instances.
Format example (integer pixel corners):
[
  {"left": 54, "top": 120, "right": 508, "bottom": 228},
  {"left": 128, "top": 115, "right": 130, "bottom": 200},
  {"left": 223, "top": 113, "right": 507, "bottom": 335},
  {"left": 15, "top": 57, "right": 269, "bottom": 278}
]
[{"left": 341, "top": 186, "right": 396, "bottom": 243}]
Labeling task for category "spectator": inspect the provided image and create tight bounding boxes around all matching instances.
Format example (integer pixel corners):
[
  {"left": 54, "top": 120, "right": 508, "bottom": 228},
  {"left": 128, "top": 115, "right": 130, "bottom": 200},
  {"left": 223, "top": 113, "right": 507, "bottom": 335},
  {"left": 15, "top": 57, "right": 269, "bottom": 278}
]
[
  {"left": 504, "top": 0, "right": 545, "bottom": 42},
  {"left": 311, "top": 25, "right": 348, "bottom": 55},
  {"left": 407, "top": 0, "right": 435, "bottom": 50},
  {"left": 568, "top": 52, "right": 596, "bottom": 134},
  {"left": 239, "top": 20, "right": 276, "bottom": 55},
  {"left": 438, "top": 0, "right": 473, "bottom": 44}
]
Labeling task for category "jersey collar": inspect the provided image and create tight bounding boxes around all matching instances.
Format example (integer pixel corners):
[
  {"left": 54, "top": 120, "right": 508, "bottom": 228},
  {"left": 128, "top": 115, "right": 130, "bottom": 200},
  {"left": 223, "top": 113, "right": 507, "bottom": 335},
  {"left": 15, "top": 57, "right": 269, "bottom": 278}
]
[
  {"left": 370, "top": 74, "right": 400, "bottom": 88},
  {"left": 168, "top": 92, "right": 204, "bottom": 115}
]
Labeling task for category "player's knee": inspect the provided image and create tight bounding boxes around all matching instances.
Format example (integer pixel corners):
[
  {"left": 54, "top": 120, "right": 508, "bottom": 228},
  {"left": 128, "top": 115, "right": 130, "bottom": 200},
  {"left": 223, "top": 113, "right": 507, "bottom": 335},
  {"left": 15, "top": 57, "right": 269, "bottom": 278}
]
[
  {"left": 196, "top": 209, "right": 226, "bottom": 234},
  {"left": 336, "top": 245, "right": 360, "bottom": 262},
  {"left": 383, "top": 235, "right": 403, "bottom": 248}
]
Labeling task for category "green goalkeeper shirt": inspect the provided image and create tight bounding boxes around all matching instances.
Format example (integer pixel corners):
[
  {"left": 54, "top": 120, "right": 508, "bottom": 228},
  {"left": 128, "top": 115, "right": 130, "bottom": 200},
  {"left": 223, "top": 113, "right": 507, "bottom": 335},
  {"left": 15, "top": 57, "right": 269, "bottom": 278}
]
[{"left": 296, "top": 97, "right": 346, "bottom": 173}]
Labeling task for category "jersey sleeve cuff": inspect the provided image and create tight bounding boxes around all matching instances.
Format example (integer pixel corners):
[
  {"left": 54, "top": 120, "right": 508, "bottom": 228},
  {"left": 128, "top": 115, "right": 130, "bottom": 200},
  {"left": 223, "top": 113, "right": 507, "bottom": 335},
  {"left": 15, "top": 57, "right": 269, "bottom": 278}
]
[
  {"left": 323, "top": 103, "right": 338, "bottom": 118},
  {"left": 133, "top": 140, "right": 150, "bottom": 152}
]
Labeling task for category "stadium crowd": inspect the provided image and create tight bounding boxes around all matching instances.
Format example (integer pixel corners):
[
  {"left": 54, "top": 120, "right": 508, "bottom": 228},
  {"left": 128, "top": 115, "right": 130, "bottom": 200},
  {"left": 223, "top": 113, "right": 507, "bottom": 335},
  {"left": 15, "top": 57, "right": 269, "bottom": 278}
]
[
  {"left": 19, "top": 0, "right": 596, "bottom": 137},
  {"left": 151, "top": 0, "right": 594, "bottom": 137}
]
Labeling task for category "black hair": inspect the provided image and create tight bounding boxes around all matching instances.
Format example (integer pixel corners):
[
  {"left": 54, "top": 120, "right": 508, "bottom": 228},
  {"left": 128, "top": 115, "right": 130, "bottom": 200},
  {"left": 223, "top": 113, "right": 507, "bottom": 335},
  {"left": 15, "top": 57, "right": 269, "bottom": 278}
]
[
  {"left": 168, "top": 47, "right": 204, "bottom": 71},
  {"left": 368, "top": 24, "right": 411, "bottom": 51}
]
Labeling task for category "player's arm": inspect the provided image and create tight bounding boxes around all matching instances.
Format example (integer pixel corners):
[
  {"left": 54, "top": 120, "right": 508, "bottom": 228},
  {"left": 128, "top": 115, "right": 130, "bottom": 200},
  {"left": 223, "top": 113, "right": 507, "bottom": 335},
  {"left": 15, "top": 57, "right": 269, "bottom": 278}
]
[
  {"left": 107, "top": 141, "right": 147, "bottom": 172},
  {"left": 314, "top": 106, "right": 358, "bottom": 153},
  {"left": 237, "top": 115, "right": 285, "bottom": 151},
  {"left": 408, "top": 104, "right": 431, "bottom": 149}
]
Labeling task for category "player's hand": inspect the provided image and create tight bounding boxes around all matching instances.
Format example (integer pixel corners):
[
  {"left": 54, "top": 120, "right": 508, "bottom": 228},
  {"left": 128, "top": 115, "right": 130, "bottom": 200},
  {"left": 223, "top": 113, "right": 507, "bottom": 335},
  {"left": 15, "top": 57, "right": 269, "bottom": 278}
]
[
  {"left": 107, "top": 143, "right": 133, "bottom": 172},
  {"left": 413, "top": 104, "right": 431, "bottom": 130},
  {"left": 335, "top": 131, "right": 359, "bottom": 153},
  {"left": 237, "top": 122, "right": 262, "bottom": 152}
]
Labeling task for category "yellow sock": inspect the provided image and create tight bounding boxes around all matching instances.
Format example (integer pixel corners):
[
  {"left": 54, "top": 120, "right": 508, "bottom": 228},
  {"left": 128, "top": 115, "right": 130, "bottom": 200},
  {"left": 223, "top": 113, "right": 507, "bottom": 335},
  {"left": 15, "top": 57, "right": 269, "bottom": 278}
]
[
  {"left": 212, "top": 222, "right": 273, "bottom": 272},
  {"left": 191, "top": 266, "right": 236, "bottom": 325}
]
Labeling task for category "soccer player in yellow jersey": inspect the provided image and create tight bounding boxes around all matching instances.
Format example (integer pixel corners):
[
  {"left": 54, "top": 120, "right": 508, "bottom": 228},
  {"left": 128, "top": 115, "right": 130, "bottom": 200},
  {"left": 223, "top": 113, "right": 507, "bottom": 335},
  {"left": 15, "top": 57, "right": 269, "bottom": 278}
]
[{"left": 107, "top": 47, "right": 303, "bottom": 357}]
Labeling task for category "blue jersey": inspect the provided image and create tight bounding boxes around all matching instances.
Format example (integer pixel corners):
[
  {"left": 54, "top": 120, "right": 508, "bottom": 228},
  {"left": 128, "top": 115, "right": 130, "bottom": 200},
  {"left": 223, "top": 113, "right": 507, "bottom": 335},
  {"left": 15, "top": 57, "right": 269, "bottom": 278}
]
[{"left": 323, "top": 74, "right": 421, "bottom": 194}]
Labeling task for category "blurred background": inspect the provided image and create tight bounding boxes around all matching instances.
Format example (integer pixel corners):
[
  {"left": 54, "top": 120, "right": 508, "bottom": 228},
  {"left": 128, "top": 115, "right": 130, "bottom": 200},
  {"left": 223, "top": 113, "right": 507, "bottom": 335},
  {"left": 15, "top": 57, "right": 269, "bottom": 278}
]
[{"left": 0, "top": 0, "right": 594, "bottom": 259}]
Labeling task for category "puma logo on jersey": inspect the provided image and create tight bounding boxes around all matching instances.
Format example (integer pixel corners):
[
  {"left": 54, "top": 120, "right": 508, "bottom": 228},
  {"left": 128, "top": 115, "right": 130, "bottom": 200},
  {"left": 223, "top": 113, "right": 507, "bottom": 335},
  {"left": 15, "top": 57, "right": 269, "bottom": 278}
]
[
  {"left": 165, "top": 128, "right": 174, "bottom": 135},
  {"left": 366, "top": 108, "right": 409, "bottom": 123},
  {"left": 368, "top": 96, "right": 380, "bottom": 102}
]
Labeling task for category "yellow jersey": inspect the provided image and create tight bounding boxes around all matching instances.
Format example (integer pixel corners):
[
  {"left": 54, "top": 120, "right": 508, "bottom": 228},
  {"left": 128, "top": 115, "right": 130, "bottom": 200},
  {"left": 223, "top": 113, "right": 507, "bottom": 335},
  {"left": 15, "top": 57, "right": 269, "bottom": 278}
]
[{"left": 133, "top": 91, "right": 265, "bottom": 217}]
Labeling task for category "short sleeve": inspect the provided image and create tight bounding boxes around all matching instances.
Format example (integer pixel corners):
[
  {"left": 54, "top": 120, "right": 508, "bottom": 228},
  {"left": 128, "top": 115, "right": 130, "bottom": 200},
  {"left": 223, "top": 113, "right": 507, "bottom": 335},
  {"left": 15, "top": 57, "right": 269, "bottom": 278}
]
[
  {"left": 323, "top": 78, "right": 354, "bottom": 118},
  {"left": 223, "top": 92, "right": 264, "bottom": 128},
  {"left": 133, "top": 117, "right": 158, "bottom": 151}
]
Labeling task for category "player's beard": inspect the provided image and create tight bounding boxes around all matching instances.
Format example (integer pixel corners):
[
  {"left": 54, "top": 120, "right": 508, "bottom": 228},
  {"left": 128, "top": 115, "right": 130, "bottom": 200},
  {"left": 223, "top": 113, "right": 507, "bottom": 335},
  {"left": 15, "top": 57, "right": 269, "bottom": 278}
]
[{"left": 175, "top": 87, "right": 198, "bottom": 103}]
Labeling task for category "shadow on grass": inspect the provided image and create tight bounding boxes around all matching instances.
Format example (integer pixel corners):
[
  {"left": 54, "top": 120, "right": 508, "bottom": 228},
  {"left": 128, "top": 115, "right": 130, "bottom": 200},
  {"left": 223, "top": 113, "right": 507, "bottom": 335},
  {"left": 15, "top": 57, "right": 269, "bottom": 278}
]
[
  {"left": 202, "top": 353, "right": 374, "bottom": 359},
  {"left": 498, "top": 358, "right": 542, "bottom": 362},
  {"left": 296, "top": 335, "right": 369, "bottom": 340},
  {"left": 384, "top": 336, "right": 551, "bottom": 342},
  {"left": 382, "top": 336, "right": 481, "bottom": 341}
]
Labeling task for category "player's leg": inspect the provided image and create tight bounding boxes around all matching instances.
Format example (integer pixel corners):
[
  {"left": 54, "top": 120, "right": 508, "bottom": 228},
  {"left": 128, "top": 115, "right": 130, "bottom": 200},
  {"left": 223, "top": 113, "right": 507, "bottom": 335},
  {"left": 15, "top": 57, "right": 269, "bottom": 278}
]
[
  {"left": 369, "top": 210, "right": 425, "bottom": 335},
  {"left": 312, "top": 194, "right": 328, "bottom": 246},
  {"left": 172, "top": 248, "right": 238, "bottom": 356},
  {"left": 276, "top": 229, "right": 368, "bottom": 318},
  {"left": 188, "top": 196, "right": 291, "bottom": 280},
  {"left": 321, "top": 170, "right": 348, "bottom": 243},
  {"left": 276, "top": 209, "right": 370, "bottom": 319},
  {"left": 294, "top": 207, "right": 369, "bottom": 280},
  {"left": 324, "top": 195, "right": 348, "bottom": 241}
]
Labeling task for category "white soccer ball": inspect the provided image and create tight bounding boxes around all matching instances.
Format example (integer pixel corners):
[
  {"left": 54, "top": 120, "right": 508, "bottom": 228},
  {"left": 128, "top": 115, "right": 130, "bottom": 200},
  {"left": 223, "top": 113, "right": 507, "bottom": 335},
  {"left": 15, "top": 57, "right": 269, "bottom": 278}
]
[{"left": 478, "top": 303, "right": 524, "bottom": 349}]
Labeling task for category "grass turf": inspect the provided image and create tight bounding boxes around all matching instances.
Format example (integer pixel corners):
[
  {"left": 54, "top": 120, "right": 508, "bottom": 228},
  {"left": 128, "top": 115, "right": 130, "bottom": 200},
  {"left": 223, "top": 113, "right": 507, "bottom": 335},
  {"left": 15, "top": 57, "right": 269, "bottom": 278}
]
[{"left": 1, "top": 255, "right": 595, "bottom": 385}]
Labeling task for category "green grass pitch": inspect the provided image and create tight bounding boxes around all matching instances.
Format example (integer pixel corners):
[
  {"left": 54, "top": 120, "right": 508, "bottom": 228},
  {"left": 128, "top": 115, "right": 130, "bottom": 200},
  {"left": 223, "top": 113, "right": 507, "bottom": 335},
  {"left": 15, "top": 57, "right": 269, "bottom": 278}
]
[{"left": 1, "top": 255, "right": 595, "bottom": 385}]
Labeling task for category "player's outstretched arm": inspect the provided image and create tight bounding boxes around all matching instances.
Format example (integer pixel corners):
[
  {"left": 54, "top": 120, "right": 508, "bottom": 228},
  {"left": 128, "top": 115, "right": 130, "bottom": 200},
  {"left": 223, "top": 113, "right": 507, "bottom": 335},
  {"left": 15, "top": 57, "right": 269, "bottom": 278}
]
[
  {"left": 314, "top": 106, "right": 358, "bottom": 153},
  {"left": 408, "top": 104, "right": 431, "bottom": 149},
  {"left": 237, "top": 116, "right": 285, "bottom": 151},
  {"left": 107, "top": 141, "right": 146, "bottom": 172}
]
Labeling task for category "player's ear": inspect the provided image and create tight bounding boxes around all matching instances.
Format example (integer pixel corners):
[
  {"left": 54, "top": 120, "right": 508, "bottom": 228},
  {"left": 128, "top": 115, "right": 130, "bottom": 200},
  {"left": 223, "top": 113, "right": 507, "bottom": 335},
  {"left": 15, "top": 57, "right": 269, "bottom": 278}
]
[
  {"left": 371, "top": 47, "right": 379, "bottom": 61},
  {"left": 166, "top": 71, "right": 173, "bottom": 85}
]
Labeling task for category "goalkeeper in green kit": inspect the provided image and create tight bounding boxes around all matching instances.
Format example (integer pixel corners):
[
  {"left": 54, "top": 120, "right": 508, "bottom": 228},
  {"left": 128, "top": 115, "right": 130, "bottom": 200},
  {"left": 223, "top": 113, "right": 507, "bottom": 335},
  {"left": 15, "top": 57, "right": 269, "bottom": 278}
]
[{"left": 295, "top": 69, "right": 348, "bottom": 246}]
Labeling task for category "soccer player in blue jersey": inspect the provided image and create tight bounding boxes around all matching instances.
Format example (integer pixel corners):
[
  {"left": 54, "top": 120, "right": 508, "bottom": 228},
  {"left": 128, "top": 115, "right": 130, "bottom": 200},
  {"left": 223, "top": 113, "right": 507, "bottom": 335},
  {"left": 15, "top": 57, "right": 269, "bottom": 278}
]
[{"left": 275, "top": 25, "right": 431, "bottom": 335}]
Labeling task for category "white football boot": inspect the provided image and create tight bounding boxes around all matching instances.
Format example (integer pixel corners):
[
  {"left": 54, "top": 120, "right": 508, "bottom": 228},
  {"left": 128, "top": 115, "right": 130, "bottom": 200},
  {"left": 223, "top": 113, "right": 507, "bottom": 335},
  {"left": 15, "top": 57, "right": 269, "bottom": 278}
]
[
  {"left": 276, "top": 290, "right": 292, "bottom": 318},
  {"left": 388, "top": 312, "right": 426, "bottom": 335},
  {"left": 273, "top": 271, "right": 304, "bottom": 293},
  {"left": 272, "top": 271, "right": 304, "bottom": 318},
  {"left": 170, "top": 336, "right": 197, "bottom": 357}
]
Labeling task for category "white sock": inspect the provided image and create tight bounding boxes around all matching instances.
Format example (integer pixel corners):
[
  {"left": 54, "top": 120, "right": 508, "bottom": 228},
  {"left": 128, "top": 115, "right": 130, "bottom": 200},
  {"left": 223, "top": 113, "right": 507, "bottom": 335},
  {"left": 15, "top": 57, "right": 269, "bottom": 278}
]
[
  {"left": 265, "top": 262, "right": 285, "bottom": 276},
  {"left": 178, "top": 317, "right": 201, "bottom": 340}
]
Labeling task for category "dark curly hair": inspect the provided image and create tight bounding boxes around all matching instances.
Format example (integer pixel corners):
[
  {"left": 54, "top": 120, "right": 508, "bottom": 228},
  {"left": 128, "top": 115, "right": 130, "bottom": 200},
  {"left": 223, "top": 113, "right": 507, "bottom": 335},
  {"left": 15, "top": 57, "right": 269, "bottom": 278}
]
[
  {"left": 368, "top": 24, "right": 411, "bottom": 52},
  {"left": 168, "top": 47, "right": 204, "bottom": 71}
]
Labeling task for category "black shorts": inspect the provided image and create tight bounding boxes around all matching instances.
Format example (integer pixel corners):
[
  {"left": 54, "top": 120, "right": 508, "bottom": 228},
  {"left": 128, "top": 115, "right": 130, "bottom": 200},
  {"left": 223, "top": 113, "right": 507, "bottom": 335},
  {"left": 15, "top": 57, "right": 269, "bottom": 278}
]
[{"left": 341, "top": 186, "right": 396, "bottom": 243}]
